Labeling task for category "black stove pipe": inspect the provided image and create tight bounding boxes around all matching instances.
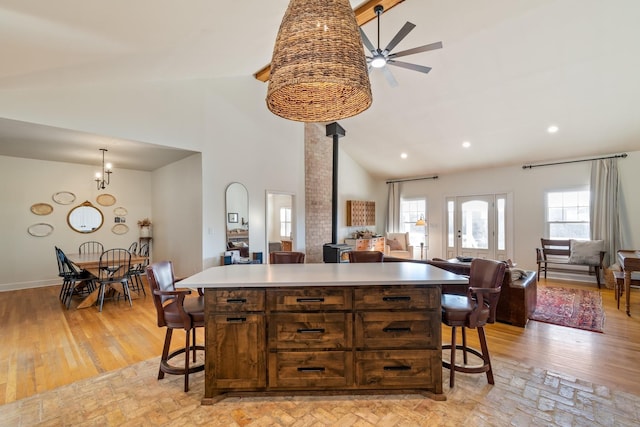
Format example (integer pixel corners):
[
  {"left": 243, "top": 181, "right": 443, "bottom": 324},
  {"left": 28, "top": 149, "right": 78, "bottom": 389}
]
[{"left": 326, "top": 122, "right": 345, "bottom": 244}]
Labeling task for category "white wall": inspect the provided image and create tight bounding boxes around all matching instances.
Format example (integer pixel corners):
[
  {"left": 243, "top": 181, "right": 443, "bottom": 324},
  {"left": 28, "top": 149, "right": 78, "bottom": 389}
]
[
  {"left": 0, "top": 76, "right": 304, "bottom": 288},
  {"left": 398, "top": 153, "right": 640, "bottom": 270},
  {"left": 151, "top": 153, "right": 203, "bottom": 279},
  {"left": 0, "top": 155, "right": 151, "bottom": 291},
  {"left": 337, "top": 146, "right": 388, "bottom": 241},
  {"left": 1, "top": 75, "right": 637, "bottom": 289}
]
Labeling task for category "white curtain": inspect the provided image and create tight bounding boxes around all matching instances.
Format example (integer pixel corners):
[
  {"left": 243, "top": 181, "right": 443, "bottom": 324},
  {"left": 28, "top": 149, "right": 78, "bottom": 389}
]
[
  {"left": 386, "top": 182, "right": 400, "bottom": 233},
  {"left": 590, "top": 158, "right": 621, "bottom": 267}
]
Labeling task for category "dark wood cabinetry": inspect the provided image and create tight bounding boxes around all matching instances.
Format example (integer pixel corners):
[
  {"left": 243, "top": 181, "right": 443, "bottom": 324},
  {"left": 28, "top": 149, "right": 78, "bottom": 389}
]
[
  {"left": 203, "top": 284, "right": 442, "bottom": 403},
  {"left": 205, "top": 289, "right": 266, "bottom": 393}
]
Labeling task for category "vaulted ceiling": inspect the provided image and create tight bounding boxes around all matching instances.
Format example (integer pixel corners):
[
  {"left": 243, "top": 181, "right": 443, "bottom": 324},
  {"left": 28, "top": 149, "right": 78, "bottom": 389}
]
[{"left": 0, "top": 0, "right": 639, "bottom": 177}]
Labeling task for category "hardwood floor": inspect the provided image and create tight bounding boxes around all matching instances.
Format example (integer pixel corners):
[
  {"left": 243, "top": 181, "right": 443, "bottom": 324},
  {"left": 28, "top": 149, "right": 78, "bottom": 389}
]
[{"left": 1, "top": 276, "right": 639, "bottom": 406}]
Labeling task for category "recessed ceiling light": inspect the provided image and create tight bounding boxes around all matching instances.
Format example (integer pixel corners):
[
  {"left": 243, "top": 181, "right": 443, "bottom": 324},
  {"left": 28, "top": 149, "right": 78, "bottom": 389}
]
[
  {"left": 400, "top": 153, "right": 408, "bottom": 159},
  {"left": 547, "top": 125, "right": 559, "bottom": 133},
  {"left": 462, "top": 141, "right": 471, "bottom": 148}
]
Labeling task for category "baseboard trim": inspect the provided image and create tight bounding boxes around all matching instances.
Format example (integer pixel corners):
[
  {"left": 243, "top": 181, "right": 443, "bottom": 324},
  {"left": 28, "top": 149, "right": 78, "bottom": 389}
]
[{"left": 0, "top": 279, "right": 59, "bottom": 292}]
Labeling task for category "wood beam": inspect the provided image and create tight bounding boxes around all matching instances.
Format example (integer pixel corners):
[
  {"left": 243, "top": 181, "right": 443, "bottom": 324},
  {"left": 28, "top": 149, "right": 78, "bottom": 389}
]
[{"left": 253, "top": 0, "right": 406, "bottom": 82}]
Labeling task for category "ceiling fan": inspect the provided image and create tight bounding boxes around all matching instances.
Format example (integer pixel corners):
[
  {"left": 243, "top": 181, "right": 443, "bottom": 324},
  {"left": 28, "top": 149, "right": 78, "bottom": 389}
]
[{"left": 360, "top": 5, "right": 443, "bottom": 87}]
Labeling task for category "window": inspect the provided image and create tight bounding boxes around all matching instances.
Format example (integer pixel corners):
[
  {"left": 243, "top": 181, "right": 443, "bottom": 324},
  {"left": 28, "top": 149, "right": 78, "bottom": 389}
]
[
  {"left": 545, "top": 189, "right": 590, "bottom": 239},
  {"left": 400, "top": 198, "right": 426, "bottom": 250},
  {"left": 280, "top": 207, "right": 291, "bottom": 238}
]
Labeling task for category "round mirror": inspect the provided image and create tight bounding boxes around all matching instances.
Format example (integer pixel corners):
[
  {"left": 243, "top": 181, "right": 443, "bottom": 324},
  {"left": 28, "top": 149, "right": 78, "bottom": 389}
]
[
  {"left": 67, "top": 201, "right": 104, "bottom": 233},
  {"left": 225, "top": 182, "right": 249, "bottom": 258}
]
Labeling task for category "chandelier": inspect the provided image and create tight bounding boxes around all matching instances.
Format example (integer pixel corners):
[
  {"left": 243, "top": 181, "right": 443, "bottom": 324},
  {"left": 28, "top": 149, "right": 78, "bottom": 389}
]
[{"left": 95, "top": 148, "right": 113, "bottom": 190}]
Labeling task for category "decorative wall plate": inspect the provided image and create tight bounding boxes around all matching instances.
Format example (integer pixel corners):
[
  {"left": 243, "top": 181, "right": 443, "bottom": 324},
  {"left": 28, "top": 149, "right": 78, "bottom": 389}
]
[
  {"left": 112, "top": 223, "right": 129, "bottom": 235},
  {"left": 52, "top": 191, "right": 76, "bottom": 205},
  {"left": 96, "top": 194, "right": 116, "bottom": 206},
  {"left": 30, "top": 203, "right": 54, "bottom": 216},
  {"left": 113, "top": 206, "right": 128, "bottom": 216},
  {"left": 28, "top": 223, "right": 54, "bottom": 237}
]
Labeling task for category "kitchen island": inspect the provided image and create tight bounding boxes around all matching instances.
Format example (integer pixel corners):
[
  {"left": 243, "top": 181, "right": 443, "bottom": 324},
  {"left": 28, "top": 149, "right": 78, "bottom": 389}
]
[{"left": 178, "top": 262, "right": 468, "bottom": 404}]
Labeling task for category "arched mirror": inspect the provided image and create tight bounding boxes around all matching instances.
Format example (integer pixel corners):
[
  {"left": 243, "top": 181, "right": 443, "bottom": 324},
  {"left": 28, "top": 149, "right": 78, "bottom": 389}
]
[
  {"left": 225, "top": 182, "right": 249, "bottom": 258},
  {"left": 67, "top": 201, "right": 104, "bottom": 233}
]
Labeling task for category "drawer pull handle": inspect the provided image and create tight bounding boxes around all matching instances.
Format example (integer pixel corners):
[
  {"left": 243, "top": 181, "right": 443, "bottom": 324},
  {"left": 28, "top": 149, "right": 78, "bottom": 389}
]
[
  {"left": 383, "top": 366, "right": 411, "bottom": 371},
  {"left": 226, "top": 317, "right": 247, "bottom": 323},
  {"left": 383, "top": 296, "right": 411, "bottom": 302},
  {"left": 383, "top": 327, "right": 411, "bottom": 333},
  {"left": 297, "top": 328, "right": 325, "bottom": 334},
  {"left": 297, "top": 367, "right": 325, "bottom": 372},
  {"left": 296, "top": 297, "right": 325, "bottom": 303},
  {"left": 226, "top": 298, "right": 247, "bottom": 304}
]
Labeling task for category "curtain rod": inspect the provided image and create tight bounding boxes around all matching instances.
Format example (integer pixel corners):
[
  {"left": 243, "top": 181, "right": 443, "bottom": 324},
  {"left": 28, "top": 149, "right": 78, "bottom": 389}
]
[
  {"left": 386, "top": 175, "right": 439, "bottom": 184},
  {"left": 522, "top": 153, "right": 627, "bottom": 169}
]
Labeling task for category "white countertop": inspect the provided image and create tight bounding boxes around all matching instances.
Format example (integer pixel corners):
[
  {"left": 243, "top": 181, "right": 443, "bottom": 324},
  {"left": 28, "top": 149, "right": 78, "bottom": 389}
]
[{"left": 178, "top": 262, "right": 469, "bottom": 289}]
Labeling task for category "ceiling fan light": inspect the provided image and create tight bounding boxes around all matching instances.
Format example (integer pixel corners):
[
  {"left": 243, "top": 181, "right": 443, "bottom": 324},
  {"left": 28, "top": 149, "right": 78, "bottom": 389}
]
[
  {"left": 370, "top": 56, "right": 386, "bottom": 68},
  {"left": 266, "top": 0, "right": 372, "bottom": 122}
]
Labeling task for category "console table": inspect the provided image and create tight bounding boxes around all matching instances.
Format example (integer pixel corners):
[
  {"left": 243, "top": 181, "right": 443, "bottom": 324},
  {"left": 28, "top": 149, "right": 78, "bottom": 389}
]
[
  {"left": 344, "top": 236, "right": 385, "bottom": 252},
  {"left": 178, "top": 262, "right": 468, "bottom": 404},
  {"left": 618, "top": 250, "right": 640, "bottom": 316}
]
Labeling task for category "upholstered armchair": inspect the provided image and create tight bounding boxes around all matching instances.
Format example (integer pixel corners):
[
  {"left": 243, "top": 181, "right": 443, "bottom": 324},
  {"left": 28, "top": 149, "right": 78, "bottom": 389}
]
[{"left": 384, "top": 232, "right": 414, "bottom": 259}]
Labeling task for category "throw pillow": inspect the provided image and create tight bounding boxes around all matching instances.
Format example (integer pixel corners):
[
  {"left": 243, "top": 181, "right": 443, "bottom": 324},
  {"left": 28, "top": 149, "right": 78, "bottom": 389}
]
[
  {"left": 509, "top": 268, "right": 528, "bottom": 280},
  {"left": 387, "top": 238, "right": 403, "bottom": 251},
  {"left": 569, "top": 239, "right": 603, "bottom": 265}
]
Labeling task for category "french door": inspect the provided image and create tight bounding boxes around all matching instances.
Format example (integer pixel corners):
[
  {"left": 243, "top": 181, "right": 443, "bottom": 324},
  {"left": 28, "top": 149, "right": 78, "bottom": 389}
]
[{"left": 445, "top": 194, "right": 510, "bottom": 261}]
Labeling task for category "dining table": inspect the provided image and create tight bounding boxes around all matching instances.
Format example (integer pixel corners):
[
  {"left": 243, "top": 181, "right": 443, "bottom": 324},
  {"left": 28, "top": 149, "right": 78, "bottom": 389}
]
[
  {"left": 67, "top": 252, "right": 148, "bottom": 309},
  {"left": 617, "top": 250, "right": 640, "bottom": 316}
]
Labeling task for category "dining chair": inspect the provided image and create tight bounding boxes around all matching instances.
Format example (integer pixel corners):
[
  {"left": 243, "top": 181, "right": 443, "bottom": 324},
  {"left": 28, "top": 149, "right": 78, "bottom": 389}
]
[
  {"left": 55, "top": 247, "right": 94, "bottom": 309},
  {"left": 96, "top": 248, "right": 132, "bottom": 312},
  {"left": 129, "top": 242, "right": 149, "bottom": 295},
  {"left": 127, "top": 241, "right": 138, "bottom": 256},
  {"left": 79, "top": 241, "right": 104, "bottom": 254},
  {"left": 269, "top": 251, "right": 305, "bottom": 264},
  {"left": 348, "top": 250, "right": 384, "bottom": 263},
  {"left": 146, "top": 261, "right": 205, "bottom": 392},
  {"left": 441, "top": 258, "right": 505, "bottom": 387}
]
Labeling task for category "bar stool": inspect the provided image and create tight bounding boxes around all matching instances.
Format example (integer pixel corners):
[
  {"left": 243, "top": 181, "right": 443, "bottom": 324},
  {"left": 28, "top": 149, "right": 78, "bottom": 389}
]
[
  {"left": 441, "top": 258, "right": 505, "bottom": 387},
  {"left": 348, "top": 251, "right": 384, "bottom": 263},
  {"left": 270, "top": 251, "right": 305, "bottom": 264},
  {"left": 146, "top": 261, "right": 205, "bottom": 392}
]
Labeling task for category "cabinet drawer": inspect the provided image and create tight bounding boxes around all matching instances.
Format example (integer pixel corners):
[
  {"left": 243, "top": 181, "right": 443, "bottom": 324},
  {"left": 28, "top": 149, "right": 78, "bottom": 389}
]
[
  {"left": 268, "top": 351, "right": 353, "bottom": 388},
  {"left": 267, "top": 288, "right": 352, "bottom": 311},
  {"left": 356, "top": 350, "right": 440, "bottom": 388},
  {"left": 355, "top": 311, "right": 439, "bottom": 349},
  {"left": 354, "top": 286, "right": 438, "bottom": 310},
  {"left": 269, "top": 313, "right": 352, "bottom": 350},
  {"left": 207, "top": 289, "right": 265, "bottom": 312}
]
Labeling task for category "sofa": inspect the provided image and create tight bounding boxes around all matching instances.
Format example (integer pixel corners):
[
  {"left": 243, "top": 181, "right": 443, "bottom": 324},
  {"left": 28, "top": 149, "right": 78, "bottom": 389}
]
[
  {"left": 385, "top": 257, "right": 538, "bottom": 327},
  {"left": 384, "top": 232, "right": 414, "bottom": 259}
]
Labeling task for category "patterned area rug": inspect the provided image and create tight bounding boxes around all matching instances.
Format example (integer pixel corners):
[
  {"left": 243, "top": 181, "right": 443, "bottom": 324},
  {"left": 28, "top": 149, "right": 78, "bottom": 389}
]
[{"left": 530, "top": 287, "right": 605, "bottom": 332}]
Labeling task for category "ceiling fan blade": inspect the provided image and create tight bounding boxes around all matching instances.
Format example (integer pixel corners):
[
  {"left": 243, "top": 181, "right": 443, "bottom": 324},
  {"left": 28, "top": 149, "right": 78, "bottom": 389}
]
[
  {"left": 381, "top": 66, "right": 398, "bottom": 87},
  {"left": 359, "top": 28, "right": 377, "bottom": 54},
  {"left": 383, "top": 22, "right": 416, "bottom": 54},
  {"left": 389, "top": 41, "right": 443, "bottom": 59},
  {"left": 387, "top": 60, "right": 432, "bottom": 74}
]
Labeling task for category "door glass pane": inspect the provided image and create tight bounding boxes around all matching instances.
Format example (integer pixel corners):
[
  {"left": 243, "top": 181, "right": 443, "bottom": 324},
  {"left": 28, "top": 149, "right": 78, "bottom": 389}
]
[
  {"left": 461, "top": 200, "right": 488, "bottom": 249},
  {"left": 447, "top": 200, "right": 454, "bottom": 247},
  {"left": 497, "top": 197, "right": 505, "bottom": 251}
]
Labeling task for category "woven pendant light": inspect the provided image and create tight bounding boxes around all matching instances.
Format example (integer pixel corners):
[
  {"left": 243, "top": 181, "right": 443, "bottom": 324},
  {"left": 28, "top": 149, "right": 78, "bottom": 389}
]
[{"left": 266, "top": 0, "right": 373, "bottom": 123}]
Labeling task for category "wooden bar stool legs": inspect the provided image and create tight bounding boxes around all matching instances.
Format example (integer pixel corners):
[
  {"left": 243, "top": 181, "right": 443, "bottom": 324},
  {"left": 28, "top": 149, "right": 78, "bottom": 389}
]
[
  {"left": 158, "top": 327, "right": 204, "bottom": 392},
  {"left": 442, "top": 325, "right": 494, "bottom": 388}
]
